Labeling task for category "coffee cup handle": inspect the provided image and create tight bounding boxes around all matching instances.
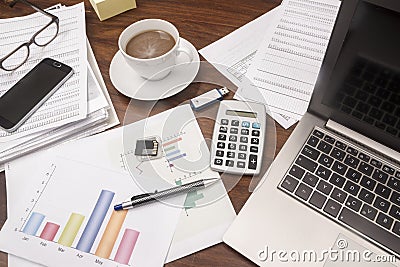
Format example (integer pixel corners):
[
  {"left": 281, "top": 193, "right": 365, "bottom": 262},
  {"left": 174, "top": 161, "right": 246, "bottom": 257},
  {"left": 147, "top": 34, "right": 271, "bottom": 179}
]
[{"left": 176, "top": 43, "right": 194, "bottom": 62}]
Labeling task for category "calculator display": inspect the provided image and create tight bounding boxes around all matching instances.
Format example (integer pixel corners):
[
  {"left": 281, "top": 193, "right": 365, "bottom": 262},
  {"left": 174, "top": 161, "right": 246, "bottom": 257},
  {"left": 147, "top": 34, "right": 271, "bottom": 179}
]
[{"left": 226, "top": 110, "right": 257, "bottom": 118}]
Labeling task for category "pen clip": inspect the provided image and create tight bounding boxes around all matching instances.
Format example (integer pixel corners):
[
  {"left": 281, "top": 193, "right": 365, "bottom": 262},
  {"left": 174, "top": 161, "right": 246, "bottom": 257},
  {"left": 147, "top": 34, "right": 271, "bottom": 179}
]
[{"left": 130, "top": 193, "right": 151, "bottom": 201}]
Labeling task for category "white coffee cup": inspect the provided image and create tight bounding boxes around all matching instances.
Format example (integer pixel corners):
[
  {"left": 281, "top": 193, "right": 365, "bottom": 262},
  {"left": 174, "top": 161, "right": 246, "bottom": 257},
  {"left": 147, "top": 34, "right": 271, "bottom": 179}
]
[{"left": 118, "top": 19, "right": 194, "bottom": 81}]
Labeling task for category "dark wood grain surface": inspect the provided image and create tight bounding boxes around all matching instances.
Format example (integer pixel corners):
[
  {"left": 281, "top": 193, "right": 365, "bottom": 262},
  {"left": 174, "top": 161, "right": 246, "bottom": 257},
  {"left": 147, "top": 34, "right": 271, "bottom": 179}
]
[{"left": 0, "top": 0, "right": 296, "bottom": 265}]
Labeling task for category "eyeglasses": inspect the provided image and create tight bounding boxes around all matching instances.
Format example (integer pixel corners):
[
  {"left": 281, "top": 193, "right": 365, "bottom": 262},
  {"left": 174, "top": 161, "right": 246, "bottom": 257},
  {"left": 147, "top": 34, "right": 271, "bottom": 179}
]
[{"left": 0, "top": 0, "right": 59, "bottom": 71}]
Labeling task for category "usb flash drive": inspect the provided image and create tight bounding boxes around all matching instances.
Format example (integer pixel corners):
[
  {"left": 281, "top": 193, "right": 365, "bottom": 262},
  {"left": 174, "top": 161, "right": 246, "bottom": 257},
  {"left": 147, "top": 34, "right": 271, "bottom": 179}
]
[{"left": 190, "top": 87, "right": 229, "bottom": 111}]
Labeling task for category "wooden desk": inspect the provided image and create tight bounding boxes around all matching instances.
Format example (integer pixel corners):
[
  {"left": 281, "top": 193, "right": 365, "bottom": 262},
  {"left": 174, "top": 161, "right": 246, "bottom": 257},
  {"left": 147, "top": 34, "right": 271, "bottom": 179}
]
[{"left": 0, "top": 0, "right": 295, "bottom": 265}]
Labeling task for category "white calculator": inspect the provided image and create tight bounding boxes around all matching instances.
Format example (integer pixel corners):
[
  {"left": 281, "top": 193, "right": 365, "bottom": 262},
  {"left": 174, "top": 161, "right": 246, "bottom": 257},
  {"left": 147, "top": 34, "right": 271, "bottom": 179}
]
[{"left": 210, "top": 100, "right": 266, "bottom": 175}]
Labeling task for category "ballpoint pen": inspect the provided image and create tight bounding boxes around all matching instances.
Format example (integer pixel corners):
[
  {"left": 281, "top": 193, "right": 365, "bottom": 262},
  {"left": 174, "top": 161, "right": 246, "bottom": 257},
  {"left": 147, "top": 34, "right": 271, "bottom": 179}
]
[{"left": 114, "top": 177, "right": 220, "bottom": 210}]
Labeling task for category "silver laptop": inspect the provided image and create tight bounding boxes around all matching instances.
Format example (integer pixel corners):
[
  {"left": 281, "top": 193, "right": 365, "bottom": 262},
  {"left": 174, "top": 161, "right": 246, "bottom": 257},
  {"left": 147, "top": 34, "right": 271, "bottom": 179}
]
[{"left": 224, "top": 0, "right": 400, "bottom": 266}]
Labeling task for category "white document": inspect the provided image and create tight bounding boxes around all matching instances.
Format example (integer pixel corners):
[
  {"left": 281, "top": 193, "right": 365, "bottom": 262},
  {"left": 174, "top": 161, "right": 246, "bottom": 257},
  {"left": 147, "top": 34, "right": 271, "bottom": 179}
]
[
  {"left": 199, "top": 7, "right": 298, "bottom": 129},
  {"left": 238, "top": 0, "right": 341, "bottom": 121},
  {"left": 0, "top": 3, "right": 87, "bottom": 141},
  {"left": 4, "top": 105, "right": 235, "bottom": 265}
]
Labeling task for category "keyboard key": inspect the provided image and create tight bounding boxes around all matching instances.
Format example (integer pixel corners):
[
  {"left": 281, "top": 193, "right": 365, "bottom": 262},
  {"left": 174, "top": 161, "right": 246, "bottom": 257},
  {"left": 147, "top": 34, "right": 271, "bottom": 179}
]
[
  {"left": 335, "top": 141, "right": 347, "bottom": 150},
  {"left": 344, "top": 154, "right": 360, "bottom": 168},
  {"left": 374, "top": 184, "right": 391, "bottom": 199},
  {"left": 376, "top": 212, "right": 393, "bottom": 230},
  {"left": 237, "top": 161, "right": 246, "bottom": 169},
  {"left": 241, "top": 121, "right": 250, "bottom": 128},
  {"left": 295, "top": 183, "right": 312, "bottom": 201},
  {"left": 330, "top": 148, "right": 346, "bottom": 161},
  {"left": 345, "top": 168, "right": 362, "bottom": 183},
  {"left": 317, "top": 180, "right": 333, "bottom": 195},
  {"left": 358, "top": 162, "right": 373, "bottom": 176},
  {"left": 221, "top": 119, "right": 228, "bottom": 125},
  {"left": 383, "top": 165, "right": 395, "bottom": 175},
  {"left": 345, "top": 195, "right": 362, "bottom": 212},
  {"left": 231, "top": 120, "right": 239, "bottom": 126},
  {"left": 217, "top": 142, "right": 225, "bottom": 149},
  {"left": 241, "top": 129, "right": 249, "bottom": 135},
  {"left": 330, "top": 173, "right": 346, "bottom": 188},
  {"left": 296, "top": 155, "right": 317, "bottom": 173},
  {"left": 307, "top": 136, "right": 319, "bottom": 147},
  {"left": 227, "top": 152, "right": 235, "bottom": 158},
  {"left": 339, "top": 208, "right": 400, "bottom": 255},
  {"left": 216, "top": 150, "right": 224, "bottom": 157},
  {"left": 281, "top": 175, "right": 299, "bottom": 192},
  {"left": 238, "top": 153, "right": 246, "bottom": 160},
  {"left": 230, "top": 128, "right": 238, "bottom": 134},
  {"left": 359, "top": 188, "right": 375, "bottom": 204},
  {"left": 219, "top": 126, "right": 227, "bottom": 133},
  {"left": 396, "top": 171, "right": 400, "bottom": 179},
  {"left": 309, "top": 191, "right": 327, "bottom": 209},
  {"left": 251, "top": 138, "right": 259, "bottom": 145},
  {"left": 393, "top": 222, "right": 400, "bottom": 236},
  {"left": 391, "top": 192, "right": 400, "bottom": 206},
  {"left": 324, "top": 199, "right": 341, "bottom": 218},
  {"left": 343, "top": 181, "right": 360, "bottom": 196},
  {"left": 324, "top": 135, "right": 335, "bottom": 144},
  {"left": 229, "top": 135, "right": 237, "bottom": 142},
  {"left": 303, "top": 172, "right": 319, "bottom": 187},
  {"left": 360, "top": 204, "right": 378, "bottom": 221},
  {"left": 250, "top": 146, "right": 258, "bottom": 153},
  {"left": 360, "top": 176, "right": 377, "bottom": 191},
  {"left": 239, "top": 144, "right": 247, "bottom": 151},
  {"left": 228, "top": 143, "right": 236, "bottom": 150},
  {"left": 252, "top": 122, "right": 260, "bottom": 129},
  {"left": 358, "top": 153, "right": 370, "bottom": 162},
  {"left": 218, "top": 134, "right": 226, "bottom": 141},
  {"left": 372, "top": 169, "right": 389, "bottom": 183},
  {"left": 331, "top": 188, "right": 347, "bottom": 203},
  {"left": 240, "top": 136, "right": 248, "bottom": 143},
  {"left": 318, "top": 154, "right": 334, "bottom": 168},
  {"left": 301, "top": 145, "right": 320, "bottom": 160},
  {"left": 252, "top": 130, "right": 260, "bottom": 137},
  {"left": 214, "top": 158, "right": 223, "bottom": 165},
  {"left": 289, "top": 165, "right": 305, "bottom": 179},
  {"left": 332, "top": 161, "right": 347, "bottom": 175},
  {"left": 317, "top": 141, "right": 332, "bottom": 154},
  {"left": 388, "top": 177, "right": 400, "bottom": 192},
  {"left": 313, "top": 129, "right": 324, "bottom": 138},
  {"left": 248, "top": 154, "right": 257, "bottom": 170},
  {"left": 370, "top": 159, "right": 382, "bottom": 168},
  {"left": 315, "top": 166, "right": 331, "bottom": 180},
  {"left": 225, "top": 160, "right": 234, "bottom": 167},
  {"left": 346, "top": 147, "right": 358, "bottom": 156},
  {"left": 373, "top": 196, "right": 390, "bottom": 212},
  {"left": 389, "top": 205, "right": 400, "bottom": 220}
]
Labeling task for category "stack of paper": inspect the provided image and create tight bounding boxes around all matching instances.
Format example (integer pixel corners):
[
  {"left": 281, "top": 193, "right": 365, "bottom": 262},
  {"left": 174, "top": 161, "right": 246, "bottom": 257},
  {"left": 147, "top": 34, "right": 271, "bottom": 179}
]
[
  {"left": 200, "top": 0, "right": 341, "bottom": 128},
  {"left": 0, "top": 3, "right": 119, "bottom": 169}
]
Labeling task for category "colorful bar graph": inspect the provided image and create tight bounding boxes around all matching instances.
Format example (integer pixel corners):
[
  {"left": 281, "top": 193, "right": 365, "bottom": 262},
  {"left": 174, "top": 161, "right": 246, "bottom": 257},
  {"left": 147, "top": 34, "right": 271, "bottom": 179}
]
[
  {"left": 22, "top": 212, "right": 45, "bottom": 235},
  {"left": 39, "top": 222, "right": 60, "bottom": 241},
  {"left": 114, "top": 229, "right": 140, "bottom": 265},
  {"left": 58, "top": 213, "right": 85, "bottom": 247},
  {"left": 162, "top": 137, "right": 182, "bottom": 147},
  {"left": 76, "top": 190, "right": 115, "bottom": 252},
  {"left": 95, "top": 210, "right": 128, "bottom": 258}
]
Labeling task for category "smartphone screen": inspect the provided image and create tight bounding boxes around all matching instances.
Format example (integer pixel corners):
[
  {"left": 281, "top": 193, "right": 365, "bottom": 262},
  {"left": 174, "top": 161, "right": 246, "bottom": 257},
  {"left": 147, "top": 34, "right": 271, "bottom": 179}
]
[{"left": 0, "top": 58, "right": 73, "bottom": 132}]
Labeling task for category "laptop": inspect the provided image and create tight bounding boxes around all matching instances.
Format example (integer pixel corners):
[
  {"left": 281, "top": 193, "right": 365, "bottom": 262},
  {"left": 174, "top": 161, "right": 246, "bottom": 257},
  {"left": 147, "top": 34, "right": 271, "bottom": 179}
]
[{"left": 223, "top": 0, "right": 400, "bottom": 266}]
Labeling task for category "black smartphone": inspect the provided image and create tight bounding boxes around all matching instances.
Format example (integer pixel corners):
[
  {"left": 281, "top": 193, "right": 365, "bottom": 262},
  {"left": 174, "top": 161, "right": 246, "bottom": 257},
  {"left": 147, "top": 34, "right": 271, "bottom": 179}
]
[{"left": 0, "top": 58, "right": 74, "bottom": 132}]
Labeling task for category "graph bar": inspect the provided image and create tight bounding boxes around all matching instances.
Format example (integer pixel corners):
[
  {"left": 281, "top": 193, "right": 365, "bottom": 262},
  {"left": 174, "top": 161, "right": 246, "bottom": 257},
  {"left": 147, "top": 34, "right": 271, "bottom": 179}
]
[
  {"left": 95, "top": 210, "right": 128, "bottom": 258},
  {"left": 166, "top": 150, "right": 181, "bottom": 157},
  {"left": 162, "top": 137, "right": 182, "bottom": 147},
  {"left": 168, "top": 153, "right": 187, "bottom": 161},
  {"left": 58, "top": 213, "right": 85, "bottom": 247},
  {"left": 39, "top": 222, "right": 60, "bottom": 241},
  {"left": 114, "top": 229, "right": 140, "bottom": 265},
  {"left": 76, "top": 190, "right": 115, "bottom": 252},
  {"left": 22, "top": 212, "right": 45, "bottom": 235},
  {"left": 163, "top": 145, "right": 175, "bottom": 152}
]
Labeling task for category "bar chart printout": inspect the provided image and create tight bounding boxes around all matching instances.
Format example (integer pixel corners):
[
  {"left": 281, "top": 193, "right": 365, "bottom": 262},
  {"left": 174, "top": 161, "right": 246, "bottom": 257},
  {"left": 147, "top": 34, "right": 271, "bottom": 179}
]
[{"left": 19, "top": 188, "right": 140, "bottom": 266}]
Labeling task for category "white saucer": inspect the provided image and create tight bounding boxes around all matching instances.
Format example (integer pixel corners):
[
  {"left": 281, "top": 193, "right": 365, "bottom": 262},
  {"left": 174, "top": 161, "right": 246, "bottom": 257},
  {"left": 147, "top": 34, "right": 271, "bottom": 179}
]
[{"left": 110, "top": 38, "right": 200, "bottom": 100}]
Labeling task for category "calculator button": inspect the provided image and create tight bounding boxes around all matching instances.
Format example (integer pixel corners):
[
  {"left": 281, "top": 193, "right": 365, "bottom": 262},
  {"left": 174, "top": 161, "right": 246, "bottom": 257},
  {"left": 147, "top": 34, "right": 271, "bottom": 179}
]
[
  {"left": 225, "top": 160, "right": 234, "bottom": 167},
  {"left": 252, "top": 122, "right": 261, "bottom": 129},
  {"left": 238, "top": 153, "right": 246, "bottom": 160},
  {"left": 214, "top": 158, "right": 223, "bottom": 165},
  {"left": 221, "top": 119, "right": 228, "bottom": 125},
  {"left": 252, "top": 130, "right": 260, "bottom": 137},
  {"left": 250, "top": 146, "right": 258, "bottom": 153},
  {"left": 217, "top": 142, "right": 225, "bottom": 149},
  {"left": 240, "top": 136, "right": 248, "bottom": 143},
  {"left": 229, "top": 135, "right": 237, "bottom": 142},
  {"left": 230, "top": 128, "right": 238, "bottom": 134},
  {"left": 231, "top": 120, "right": 239, "bottom": 126},
  {"left": 228, "top": 143, "right": 236, "bottom": 150},
  {"left": 241, "top": 129, "right": 249, "bottom": 135},
  {"left": 242, "top": 121, "right": 250, "bottom": 128},
  {"left": 219, "top": 126, "right": 227, "bottom": 133},
  {"left": 216, "top": 150, "right": 224, "bottom": 157},
  {"left": 251, "top": 138, "right": 259, "bottom": 145},
  {"left": 237, "top": 161, "right": 246, "bottom": 168},
  {"left": 239, "top": 145, "right": 247, "bottom": 151},
  {"left": 249, "top": 154, "right": 258, "bottom": 169},
  {"left": 227, "top": 152, "right": 235, "bottom": 158},
  {"left": 218, "top": 134, "right": 226, "bottom": 141}
]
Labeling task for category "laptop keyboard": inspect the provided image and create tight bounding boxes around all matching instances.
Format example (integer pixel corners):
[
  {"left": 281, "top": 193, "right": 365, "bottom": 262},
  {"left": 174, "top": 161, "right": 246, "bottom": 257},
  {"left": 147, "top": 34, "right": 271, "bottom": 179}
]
[{"left": 278, "top": 127, "right": 400, "bottom": 255}]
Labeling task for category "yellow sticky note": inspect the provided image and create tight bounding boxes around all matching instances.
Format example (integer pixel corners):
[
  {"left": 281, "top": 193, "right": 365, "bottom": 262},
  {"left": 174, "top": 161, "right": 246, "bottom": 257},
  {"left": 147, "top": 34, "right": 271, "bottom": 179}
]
[{"left": 89, "top": 0, "right": 137, "bottom": 21}]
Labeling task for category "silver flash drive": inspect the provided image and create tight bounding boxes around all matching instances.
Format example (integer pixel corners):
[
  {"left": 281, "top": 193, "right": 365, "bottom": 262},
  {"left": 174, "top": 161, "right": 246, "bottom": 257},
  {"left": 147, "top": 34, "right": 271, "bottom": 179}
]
[{"left": 190, "top": 87, "right": 229, "bottom": 111}]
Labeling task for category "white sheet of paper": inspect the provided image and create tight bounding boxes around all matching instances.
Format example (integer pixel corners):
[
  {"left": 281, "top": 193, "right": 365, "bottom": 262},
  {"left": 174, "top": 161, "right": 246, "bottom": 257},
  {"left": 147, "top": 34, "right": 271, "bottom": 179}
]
[
  {"left": 238, "top": 0, "right": 341, "bottom": 121},
  {"left": 0, "top": 3, "right": 87, "bottom": 141}
]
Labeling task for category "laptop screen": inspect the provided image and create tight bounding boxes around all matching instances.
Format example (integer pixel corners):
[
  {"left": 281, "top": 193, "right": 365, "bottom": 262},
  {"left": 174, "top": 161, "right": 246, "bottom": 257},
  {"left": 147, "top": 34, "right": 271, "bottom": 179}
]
[{"left": 309, "top": 0, "right": 400, "bottom": 152}]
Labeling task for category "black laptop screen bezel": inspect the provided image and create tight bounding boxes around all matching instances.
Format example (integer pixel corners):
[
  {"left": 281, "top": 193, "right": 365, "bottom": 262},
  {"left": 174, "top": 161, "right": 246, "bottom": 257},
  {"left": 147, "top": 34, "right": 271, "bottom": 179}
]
[{"left": 309, "top": 0, "right": 400, "bottom": 152}]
